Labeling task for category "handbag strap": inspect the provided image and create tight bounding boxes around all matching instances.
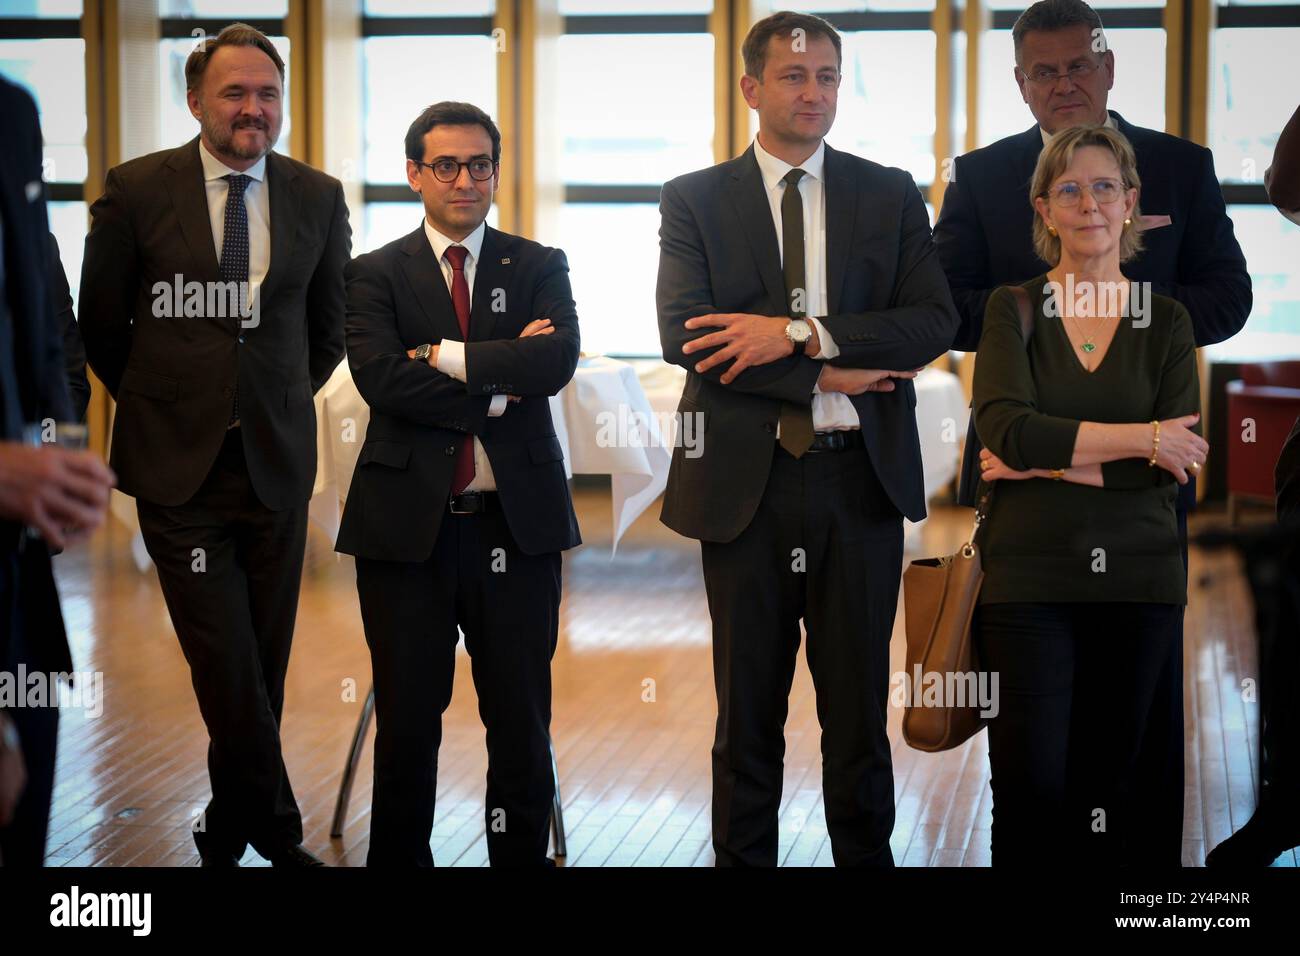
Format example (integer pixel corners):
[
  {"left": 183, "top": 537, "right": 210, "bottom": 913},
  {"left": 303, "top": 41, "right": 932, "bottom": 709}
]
[{"left": 966, "top": 284, "right": 1038, "bottom": 553}]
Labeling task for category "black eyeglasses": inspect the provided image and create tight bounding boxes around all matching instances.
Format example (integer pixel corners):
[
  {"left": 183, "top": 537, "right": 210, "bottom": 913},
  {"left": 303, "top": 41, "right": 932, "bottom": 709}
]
[{"left": 414, "top": 157, "right": 497, "bottom": 183}]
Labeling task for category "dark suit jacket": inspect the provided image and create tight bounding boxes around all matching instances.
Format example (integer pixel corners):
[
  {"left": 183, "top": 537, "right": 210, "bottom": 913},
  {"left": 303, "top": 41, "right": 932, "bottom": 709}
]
[
  {"left": 934, "top": 111, "right": 1251, "bottom": 351},
  {"left": 334, "top": 223, "right": 582, "bottom": 561},
  {"left": 0, "top": 75, "right": 74, "bottom": 675},
  {"left": 933, "top": 111, "right": 1252, "bottom": 506},
  {"left": 79, "top": 137, "right": 349, "bottom": 510},
  {"left": 656, "top": 141, "right": 959, "bottom": 541},
  {"left": 47, "top": 233, "right": 90, "bottom": 422}
]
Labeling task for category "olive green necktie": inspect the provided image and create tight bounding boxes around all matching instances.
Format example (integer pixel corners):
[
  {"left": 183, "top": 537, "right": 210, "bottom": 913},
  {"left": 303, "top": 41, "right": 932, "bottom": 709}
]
[{"left": 778, "top": 168, "right": 814, "bottom": 458}]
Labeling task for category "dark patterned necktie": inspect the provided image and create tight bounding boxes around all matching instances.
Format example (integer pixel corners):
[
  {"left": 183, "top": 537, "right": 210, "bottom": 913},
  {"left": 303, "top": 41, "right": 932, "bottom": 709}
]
[
  {"left": 219, "top": 173, "right": 250, "bottom": 427},
  {"left": 778, "top": 167, "right": 814, "bottom": 458},
  {"left": 443, "top": 244, "right": 475, "bottom": 494}
]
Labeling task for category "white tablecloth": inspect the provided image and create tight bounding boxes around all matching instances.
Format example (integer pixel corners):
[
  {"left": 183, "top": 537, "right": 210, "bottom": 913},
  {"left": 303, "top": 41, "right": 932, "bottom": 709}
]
[
  {"left": 310, "top": 355, "right": 672, "bottom": 556},
  {"left": 634, "top": 360, "right": 967, "bottom": 506},
  {"left": 111, "top": 360, "right": 965, "bottom": 569},
  {"left": 913, "top": 366, "right": 968, "bottom": 505}
]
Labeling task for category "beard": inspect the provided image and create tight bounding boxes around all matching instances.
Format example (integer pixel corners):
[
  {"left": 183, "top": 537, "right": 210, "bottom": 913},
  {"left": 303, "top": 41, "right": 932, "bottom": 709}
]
[{"left": 200, "top": 104, "right": 279, "bottom": 162}]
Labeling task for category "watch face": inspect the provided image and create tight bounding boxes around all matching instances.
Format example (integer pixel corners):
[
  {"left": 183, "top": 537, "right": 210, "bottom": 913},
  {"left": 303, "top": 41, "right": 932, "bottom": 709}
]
[{"left": 788, "top": 320, "right": 812, "bottom": 343}]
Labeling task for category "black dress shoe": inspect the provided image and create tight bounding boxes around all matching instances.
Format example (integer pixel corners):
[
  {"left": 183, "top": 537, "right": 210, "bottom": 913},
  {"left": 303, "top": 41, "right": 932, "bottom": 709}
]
[
  {"left": 200, "top": 853, "right": 240, "bottom": 868},
  {"left": 268, "top": 844, "right": 327, "bottom": 867},
  {"left": 1206, "top": 805, "right": 1300, "bottom": 868}
]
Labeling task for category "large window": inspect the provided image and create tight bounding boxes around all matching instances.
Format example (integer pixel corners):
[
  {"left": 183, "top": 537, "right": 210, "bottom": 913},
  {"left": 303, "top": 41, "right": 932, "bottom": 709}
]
[
  {"left": 9, "top": 0, "right": 1295, "bottom": 359},
  {"left": 1209, "top": 3, "right": 1300, "bottom": 360},
  {"left": 0, "top": 0, "right": 87, "bottom": 303},
  {"left": 360, "top": 1, "right": 499, "bottom": 252},
  {"left": 556, "top": 2, "right": 714, "bottom": 357}
]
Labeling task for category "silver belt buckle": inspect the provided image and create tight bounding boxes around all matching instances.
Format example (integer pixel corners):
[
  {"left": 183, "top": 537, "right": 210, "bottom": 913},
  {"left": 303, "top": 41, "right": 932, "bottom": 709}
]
[{"left": 449, "top": 494, "right": 474, "bottom": 515}]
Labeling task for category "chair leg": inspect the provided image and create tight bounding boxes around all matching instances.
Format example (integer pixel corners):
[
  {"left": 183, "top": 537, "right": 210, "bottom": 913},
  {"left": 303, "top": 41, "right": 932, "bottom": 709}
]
[
  {"left": 549, "top": 736, "right": 567, "bottom": 858},
  {"left": 330, "top": 685, "right": 376, "bottom": 839}
]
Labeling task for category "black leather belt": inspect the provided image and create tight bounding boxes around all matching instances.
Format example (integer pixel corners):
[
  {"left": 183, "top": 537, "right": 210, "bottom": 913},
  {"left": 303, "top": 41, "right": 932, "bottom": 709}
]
[
  {"left": 780, "top": 430, "right": 865, "bottom": 455},
  {"left": 448, "top": 491, "right": 497, "bottom": 514}
]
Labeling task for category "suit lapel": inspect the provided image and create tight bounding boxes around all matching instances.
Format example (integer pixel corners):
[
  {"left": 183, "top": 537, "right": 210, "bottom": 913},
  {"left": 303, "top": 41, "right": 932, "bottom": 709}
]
[
  {"left": 398, "top": 224, "right": 461, "bottom": 343},
  {"left": 823, "top": 143, "right": 857, "bottom": 317},
  {"left": 1015, "top": 123, "right": 1043, "bottom": 193},
  {"left": 164, "top": 138, "right": 219, "bottom": 283},
  {"left": 469, "top": 226, "right": 509, "bottom": 342},
  {"left": 259, "top": 150, "right": 301, "bottom": 307},
  {"left": 725, "top": 146, "right": 787, "bottom": 315}
]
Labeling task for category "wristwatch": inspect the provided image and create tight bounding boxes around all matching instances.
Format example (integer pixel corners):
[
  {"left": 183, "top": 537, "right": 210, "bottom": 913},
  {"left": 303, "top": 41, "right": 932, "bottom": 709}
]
[
  {"left": 785, "top": 319, "right": 813, "bottom": 355},
  {"left": 412, "top": 343, "right": 433, "bottom": 362}
]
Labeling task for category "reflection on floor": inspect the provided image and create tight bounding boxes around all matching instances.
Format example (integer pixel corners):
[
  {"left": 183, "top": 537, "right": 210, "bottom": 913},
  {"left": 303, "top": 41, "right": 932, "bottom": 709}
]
[{"left": 42, "top": 483, "right": 1290, "bottom": 866}]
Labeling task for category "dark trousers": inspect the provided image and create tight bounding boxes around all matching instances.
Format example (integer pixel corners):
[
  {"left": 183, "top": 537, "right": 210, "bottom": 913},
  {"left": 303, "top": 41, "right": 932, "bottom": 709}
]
[
  {"left": 700, "top": 445, "right": 902, "bottom": 867},
  {"left": 356, "top": 504, "right": 562, "bottom": 867},
  {"left": 136, "top": 427, "right": 307, "bottom": 861},
  {"left": 0, "top": 549, "right": 59, "bottom": 867},
  {"left": 976, "top": 601, "right": 1183, "bottom": 866},
  {"left": 1245, "top": 522, "right": 1300, "bottom": 811},
  {"left": 1126, "top": 508, "right": 1188, "bottom": 865}
]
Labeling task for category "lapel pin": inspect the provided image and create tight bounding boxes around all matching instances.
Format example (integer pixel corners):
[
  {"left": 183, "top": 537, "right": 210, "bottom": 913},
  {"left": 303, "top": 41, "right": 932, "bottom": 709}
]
[{"left": 500, "top": 257, "right": 511, "bottom": 265}]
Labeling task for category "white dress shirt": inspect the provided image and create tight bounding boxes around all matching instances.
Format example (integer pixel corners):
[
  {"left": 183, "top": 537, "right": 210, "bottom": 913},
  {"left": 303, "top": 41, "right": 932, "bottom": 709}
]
[
  {"left": 752, "top": 135, "right": 859, "bottom": 432},
  {"left": 1040, "top": 111, "right": 1117, "bottom": 147},
  {"left": 423, "top": 218, "right": 507, "bottom": 492},
  {"left": 199, "top": 141, "right": 270, "bottom": 299}
]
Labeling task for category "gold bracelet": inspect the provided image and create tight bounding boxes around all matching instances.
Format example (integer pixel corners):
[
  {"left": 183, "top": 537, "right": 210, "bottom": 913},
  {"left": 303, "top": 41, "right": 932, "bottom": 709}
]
[
  {"left": 1148, "top": 419, "right": 1161, "bottom": 467},
  {"left": 1049, "top": 468, "right": 1065, "bottom": 481}
]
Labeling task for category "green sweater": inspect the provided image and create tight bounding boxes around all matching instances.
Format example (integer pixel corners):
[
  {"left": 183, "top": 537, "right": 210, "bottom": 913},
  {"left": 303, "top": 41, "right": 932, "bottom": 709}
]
[{"left": 972, "top": 275, "right": 1200, "bottom": 606}]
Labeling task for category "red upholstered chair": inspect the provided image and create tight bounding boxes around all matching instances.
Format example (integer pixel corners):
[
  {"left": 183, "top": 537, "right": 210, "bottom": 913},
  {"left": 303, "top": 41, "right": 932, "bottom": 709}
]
[{"left": 1226, "top": 361, "right": 1300, "bottom": 523}]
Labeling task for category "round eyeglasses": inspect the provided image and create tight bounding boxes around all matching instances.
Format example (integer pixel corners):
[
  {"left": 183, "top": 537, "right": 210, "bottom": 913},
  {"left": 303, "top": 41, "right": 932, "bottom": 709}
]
[{"left": 414, "top": 157, "right": 497, "bottom": 183}]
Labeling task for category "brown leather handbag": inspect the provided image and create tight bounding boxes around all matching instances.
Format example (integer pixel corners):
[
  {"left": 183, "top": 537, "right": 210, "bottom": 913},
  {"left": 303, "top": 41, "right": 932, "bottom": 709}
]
[
  {"left": 900, "top": 486, "right": 993, "bottom": 752},
  {"left": 901, "top": 286, "right": 1034, "bottom": 752}
]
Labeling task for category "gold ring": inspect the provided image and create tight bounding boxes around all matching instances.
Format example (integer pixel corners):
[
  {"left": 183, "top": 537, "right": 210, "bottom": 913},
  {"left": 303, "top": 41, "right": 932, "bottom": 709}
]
[
  {"left": 980, "top": 459, "right": 990, "bottom": 470},
  {"left": 1190, "top": 461, "right": 1202, "bottom": 472}
]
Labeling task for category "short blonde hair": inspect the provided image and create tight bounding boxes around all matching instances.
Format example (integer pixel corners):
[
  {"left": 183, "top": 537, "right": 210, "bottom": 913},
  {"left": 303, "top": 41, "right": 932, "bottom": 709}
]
[{"left": 1031, "top": 124, "right": 1143, "bottom": 264}]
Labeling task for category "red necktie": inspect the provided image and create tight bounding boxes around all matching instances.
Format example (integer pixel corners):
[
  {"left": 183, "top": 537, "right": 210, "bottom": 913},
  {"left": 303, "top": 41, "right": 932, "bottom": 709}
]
[{"left": 444, "top": 245, "right": 475, "bottom": 494}]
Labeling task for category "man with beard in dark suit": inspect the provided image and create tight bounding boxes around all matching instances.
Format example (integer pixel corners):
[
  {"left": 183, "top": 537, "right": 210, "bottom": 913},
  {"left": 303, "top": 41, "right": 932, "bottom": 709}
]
[{"left": 80, "top": 23, "right": 349, "bottom": 866}]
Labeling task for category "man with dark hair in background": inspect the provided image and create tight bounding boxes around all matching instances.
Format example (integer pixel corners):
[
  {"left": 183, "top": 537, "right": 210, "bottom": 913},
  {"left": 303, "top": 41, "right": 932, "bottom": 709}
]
[
  {"left": 80, "top": 22, "right": 349, "bottom": 867},
  {"left": 0, "top": 73, "right": 115, "bottom": 866},
  {"left": 933, "top": 0, "right": 1252, "bottom": 866},
  {"left": 658, "top": 11, "right": 958, "bottom": 866}
]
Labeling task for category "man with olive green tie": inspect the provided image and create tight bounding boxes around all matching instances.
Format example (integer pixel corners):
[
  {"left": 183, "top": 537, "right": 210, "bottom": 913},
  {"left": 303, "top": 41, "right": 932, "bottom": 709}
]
[{"left": 657, "top": 12, "right": 958, "bottom": 866}]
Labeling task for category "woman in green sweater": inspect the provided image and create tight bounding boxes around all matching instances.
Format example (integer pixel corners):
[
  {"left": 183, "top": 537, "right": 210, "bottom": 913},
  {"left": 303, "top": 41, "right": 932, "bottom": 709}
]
[{"left": 972, "top": 125, "right": 1208, "bottom": 866}]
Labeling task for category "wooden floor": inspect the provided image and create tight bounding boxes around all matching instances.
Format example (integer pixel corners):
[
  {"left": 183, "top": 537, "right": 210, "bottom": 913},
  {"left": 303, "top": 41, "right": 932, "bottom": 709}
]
[{"left": 39, "top": 484, "right": 1292, "bottom": 867}]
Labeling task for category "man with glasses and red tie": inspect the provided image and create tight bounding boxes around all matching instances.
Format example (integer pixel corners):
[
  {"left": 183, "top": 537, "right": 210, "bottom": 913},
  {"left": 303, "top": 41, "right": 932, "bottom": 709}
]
[
  {"left": 933, "top": 0, "right": 1252, "bottom": 865},
  {"left": 336, "top": 101, "right": 580, "bottom": 867}
]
